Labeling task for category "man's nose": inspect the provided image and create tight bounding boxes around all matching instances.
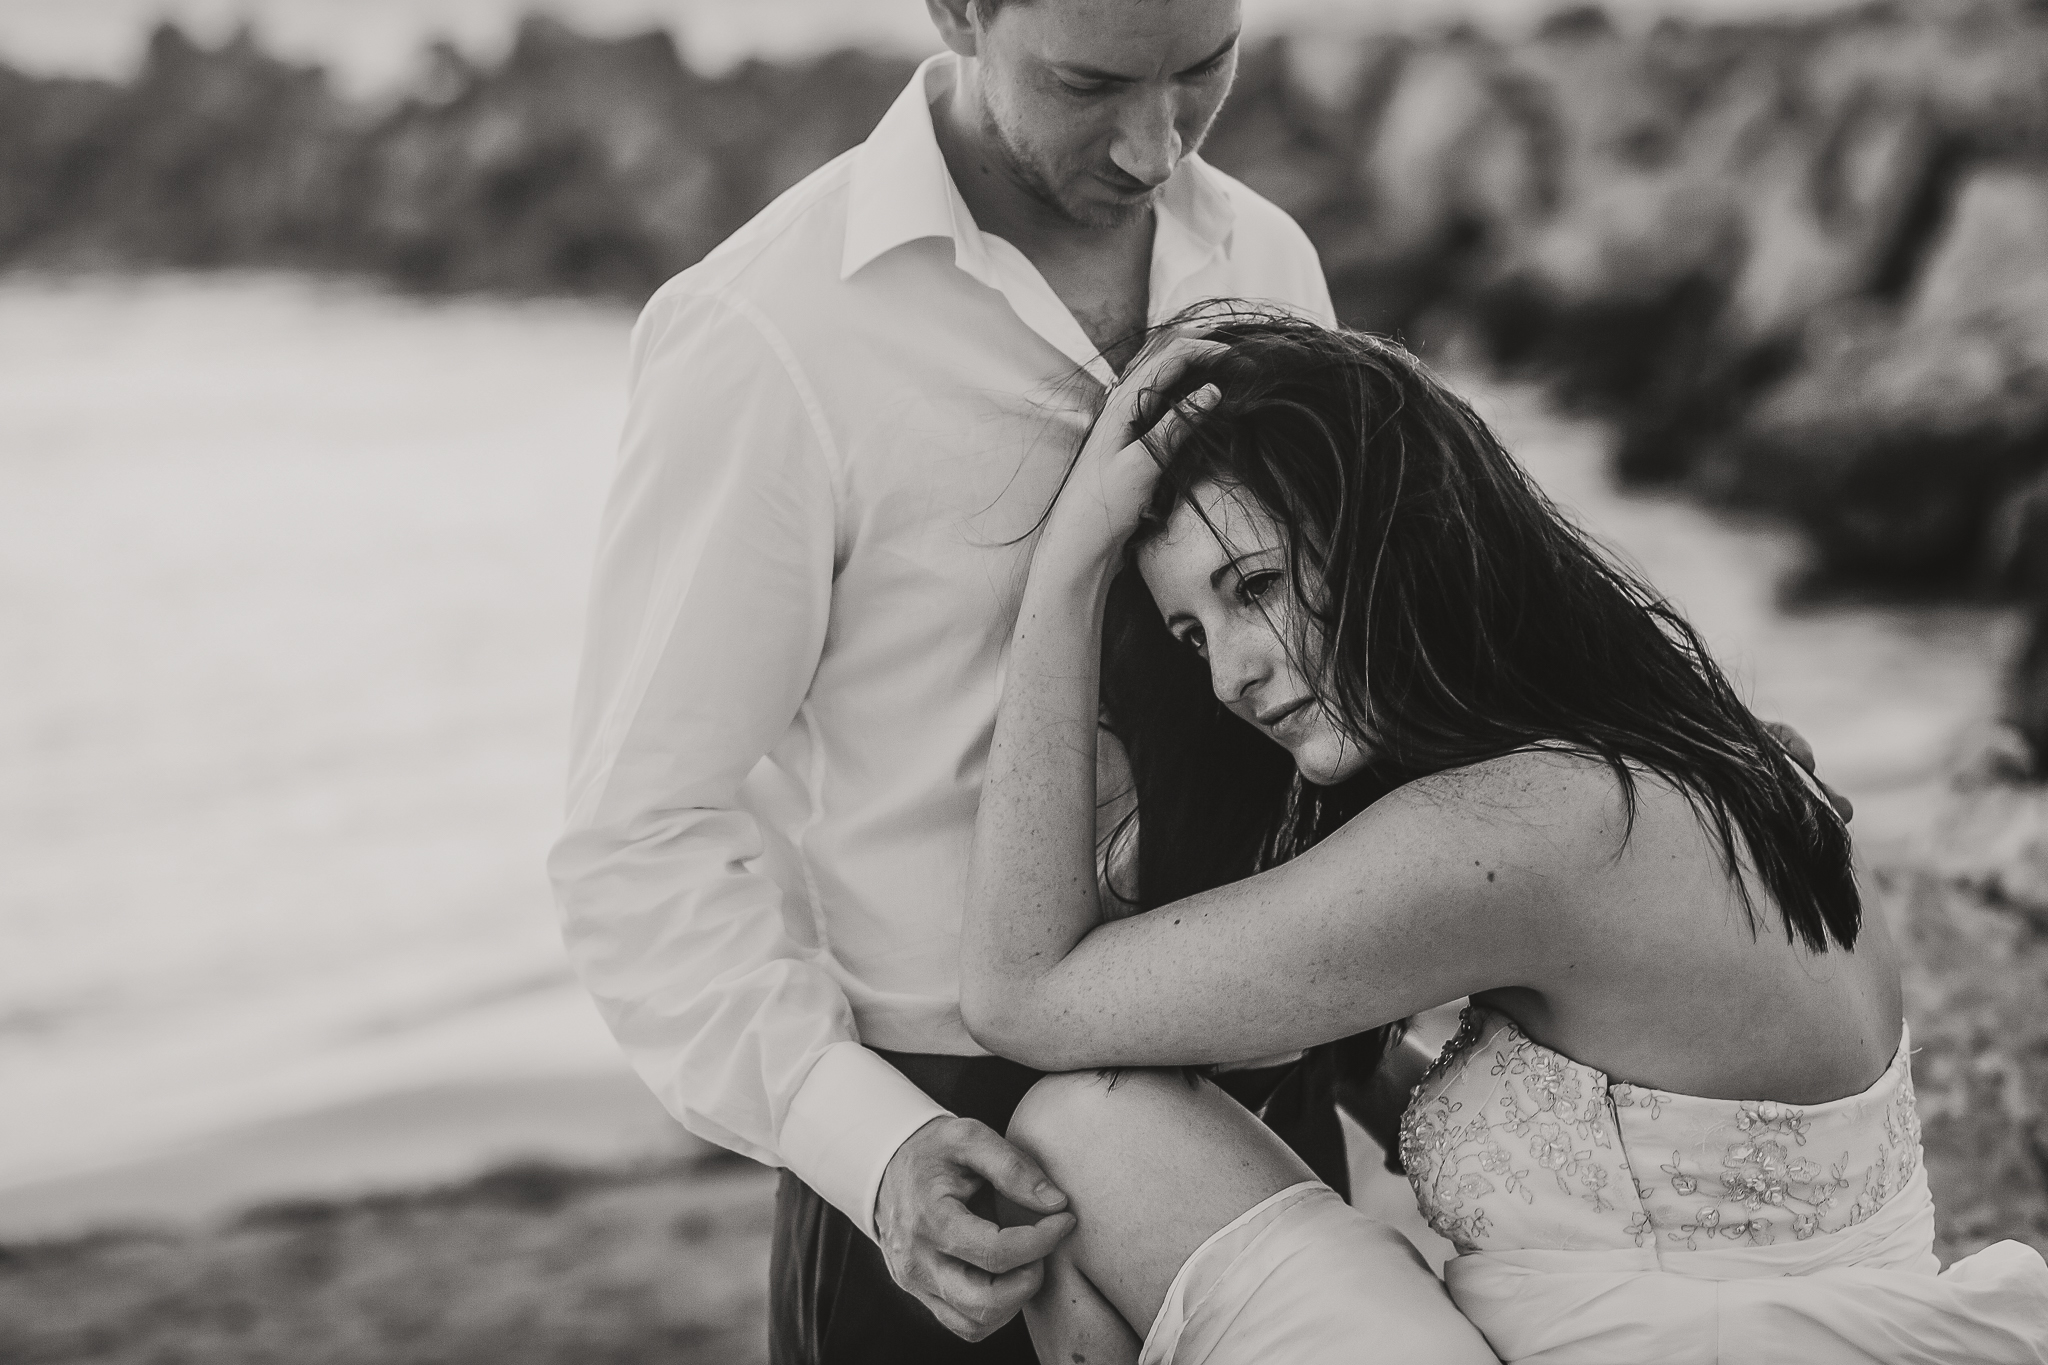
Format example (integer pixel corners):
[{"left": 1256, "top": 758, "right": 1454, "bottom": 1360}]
[{"left": 1109, "top": 92, "right": 1182, "bottom": 190}]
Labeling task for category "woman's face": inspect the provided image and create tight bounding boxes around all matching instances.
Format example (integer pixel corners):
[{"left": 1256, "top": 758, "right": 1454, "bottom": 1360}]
[{"left": 1135, "top": 480, "right": 1370, "bottom": 785}]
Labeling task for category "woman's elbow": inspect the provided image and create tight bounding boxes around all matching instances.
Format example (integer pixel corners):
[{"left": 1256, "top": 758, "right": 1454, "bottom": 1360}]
[
  {"left": 958, "top": 980, "right": 1022, "bottom": 1051},
  {"left": 959, "top": 985, "right": 1071, "bottom": 1071}
]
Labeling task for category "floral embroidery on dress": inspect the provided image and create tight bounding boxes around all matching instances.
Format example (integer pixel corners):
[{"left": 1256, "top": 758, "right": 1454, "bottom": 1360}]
[
  {"left": 1402, "top": 1008, "right": 1922, "bottom": 1258},
  {"left": 1402, "top": 1011, "right": 1633, "bottom": 1252},
  {"left": 1610, "top": 1084, "right": 1671, "bottom": 1122}
]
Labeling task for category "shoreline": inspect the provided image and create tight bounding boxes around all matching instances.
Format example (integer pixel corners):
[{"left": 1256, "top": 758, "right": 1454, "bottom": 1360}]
[
  {"left": 0, "top": 1070, "right": 694, "bottom": 1243},
  {"left": 0, "top": 1062, "right": 1451, "bottom": 1271}
]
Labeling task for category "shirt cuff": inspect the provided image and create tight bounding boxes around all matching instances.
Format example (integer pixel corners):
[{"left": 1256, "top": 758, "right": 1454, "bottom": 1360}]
[{"left": 780, "top": 1039, "right": 953, "bottom": 1241}]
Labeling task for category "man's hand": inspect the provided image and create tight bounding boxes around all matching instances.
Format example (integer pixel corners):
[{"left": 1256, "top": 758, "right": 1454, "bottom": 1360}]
[
  {"left": 1765, "top": 720, "right": 1853, "bottom": 823},
  {"left": 875, "top": 1115, "right": 1076, "bottom": 1341}
]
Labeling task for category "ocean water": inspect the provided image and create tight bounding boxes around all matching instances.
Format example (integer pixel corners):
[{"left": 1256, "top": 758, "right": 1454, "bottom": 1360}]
[
  {"left": 0, "top": 0, "right": 1878, "bottom": 90},
  {"left": 0, "top": 276, "right": 633, "bottom": 1192},
  {"left": 0, "top": 273, "right": 2016, "bottom": 1200}
]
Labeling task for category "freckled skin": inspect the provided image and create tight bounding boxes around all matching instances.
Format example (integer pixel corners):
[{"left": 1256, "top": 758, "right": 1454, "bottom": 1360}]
[{"left": 1137, "top": 483, "right": 1370, "bottom": 786}]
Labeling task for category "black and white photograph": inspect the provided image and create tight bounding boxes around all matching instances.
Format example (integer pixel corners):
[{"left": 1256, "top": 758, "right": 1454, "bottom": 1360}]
[{"left": 4, "top": 0, "right": 2048, "bottom": 1360}]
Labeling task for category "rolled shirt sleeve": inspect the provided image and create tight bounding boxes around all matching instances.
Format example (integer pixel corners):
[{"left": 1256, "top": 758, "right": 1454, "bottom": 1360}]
[{"left": 549, "top": 285, "right": 947, "bottom": 1238}]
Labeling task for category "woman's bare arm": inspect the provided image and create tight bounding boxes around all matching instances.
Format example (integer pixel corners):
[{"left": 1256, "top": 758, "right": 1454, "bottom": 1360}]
[
  {"left": 967, "top": 736, "right": 1605, "bottom": 1072},
  {"left": 959, "top": 343, "right": 1608, "bottom": 1074}
]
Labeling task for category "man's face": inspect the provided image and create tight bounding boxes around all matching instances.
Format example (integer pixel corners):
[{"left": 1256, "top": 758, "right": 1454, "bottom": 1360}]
[{"left": 973, "top": 0, "right": 1242, "bottom": 228}]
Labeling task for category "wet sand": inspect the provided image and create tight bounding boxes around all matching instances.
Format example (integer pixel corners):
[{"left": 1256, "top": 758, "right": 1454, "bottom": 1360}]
[{"left": 0, "top": 1070, "right": 694, "bottom": 1240}]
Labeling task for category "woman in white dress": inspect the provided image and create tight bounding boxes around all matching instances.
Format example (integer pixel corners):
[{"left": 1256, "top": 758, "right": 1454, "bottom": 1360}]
[{"left": 959, "top": 311, "right": 2048, "bottom": 1365}]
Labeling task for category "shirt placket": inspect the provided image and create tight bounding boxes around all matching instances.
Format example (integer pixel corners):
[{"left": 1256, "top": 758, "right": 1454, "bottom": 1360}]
[{"left": 945, "top": 191, "right": 1223, "bottom": 390}]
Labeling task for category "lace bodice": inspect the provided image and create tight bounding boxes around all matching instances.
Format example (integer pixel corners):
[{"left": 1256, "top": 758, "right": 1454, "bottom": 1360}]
[{"left": 1398, "top": 1007, "right": 1922, "bottom": 1257}]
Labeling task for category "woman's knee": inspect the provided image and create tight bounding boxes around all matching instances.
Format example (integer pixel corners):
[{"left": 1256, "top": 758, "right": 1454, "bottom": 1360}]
[
  {"left": 1008, "top": 1068, "right": 1195, "bottom": 1166},
  {"left": 1008, "top": 1069, "right": 1112, "bottom": 1162}
]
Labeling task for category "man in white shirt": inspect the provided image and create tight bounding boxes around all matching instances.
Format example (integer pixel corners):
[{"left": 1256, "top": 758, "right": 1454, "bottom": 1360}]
[{"left": 550, "top": 1, "right": 1353, "bottom": 1358}]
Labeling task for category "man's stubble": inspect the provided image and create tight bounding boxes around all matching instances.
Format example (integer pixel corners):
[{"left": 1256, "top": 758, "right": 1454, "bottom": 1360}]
[{"left": 975, "top": 86, "right": 1160, "bottom": 233}]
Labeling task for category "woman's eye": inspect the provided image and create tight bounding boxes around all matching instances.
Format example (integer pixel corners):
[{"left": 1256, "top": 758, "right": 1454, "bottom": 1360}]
[
  {"left": 1059, "top": 80, "right": 1106, "bottom": 97},
  {"left": 1178, "top": 626, "right": 1207, "bottom": 657},
  {"left": 1237, "top": 571, "right": 1281, "bottom": 606}
]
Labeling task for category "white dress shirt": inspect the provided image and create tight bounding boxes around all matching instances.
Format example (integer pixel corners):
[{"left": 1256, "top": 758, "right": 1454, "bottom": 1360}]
[{"left": 550, "top": 52, "right": 1335, "bottom": 1239}]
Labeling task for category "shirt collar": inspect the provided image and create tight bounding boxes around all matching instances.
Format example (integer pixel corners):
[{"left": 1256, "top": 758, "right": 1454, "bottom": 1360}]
[{"left": 840, "top": 52, "right": 1237, "bottom": 285}]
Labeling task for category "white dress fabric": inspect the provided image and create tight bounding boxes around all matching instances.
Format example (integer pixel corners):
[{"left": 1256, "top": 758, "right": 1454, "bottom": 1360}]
[
  {"left": 1138, "top": 1180, "right": 1475, "bottom": 1365},
  {"left": 1139, "top": 1007, "right": 2048, "bottom": 1363}
]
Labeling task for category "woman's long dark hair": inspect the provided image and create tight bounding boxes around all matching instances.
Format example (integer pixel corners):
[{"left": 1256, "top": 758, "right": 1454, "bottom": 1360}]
[{"left": 1098, "top": 306, "right": 1860, "bottom": 956}]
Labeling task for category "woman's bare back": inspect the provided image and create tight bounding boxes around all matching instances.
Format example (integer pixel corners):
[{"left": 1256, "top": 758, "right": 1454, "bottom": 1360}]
[{"left": 1443, "top": 747, "right": 1902, "bottom": 1106}]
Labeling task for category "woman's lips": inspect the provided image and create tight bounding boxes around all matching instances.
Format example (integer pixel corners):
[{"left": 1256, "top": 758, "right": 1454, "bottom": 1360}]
[{"left": 1257, "top": 697, "right": 1312, "bottom": 734}]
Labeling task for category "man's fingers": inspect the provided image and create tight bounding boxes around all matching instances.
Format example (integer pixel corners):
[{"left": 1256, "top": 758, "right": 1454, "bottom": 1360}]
[
  {"left": 925, "top": 1254, "right": 1045, "bottom": 1336},
  {"left": 922, "top": 1296, "right": 990, "bottom": 1343},
  {"left": 987, "top": 1212, "right": 1076, "bottom": 1270},
  {"left": 1820, "top": 780, "right": 1855, "bottom": 824},
  {"left": 932, "top": 1197, "right": 1076, "bottom": 1273},
  {"left": 951, "top": 1121, "right": 1068, "bottom": 1213},
  {"left": 1760, "top": 720, "right": 1850, "bottom": 820},
  {"left": 1134, "top": 384, "right": 1220, "bottom": 466},
  {"left": 1765, "top": 720, "right": 1816, "bottom": 773}
]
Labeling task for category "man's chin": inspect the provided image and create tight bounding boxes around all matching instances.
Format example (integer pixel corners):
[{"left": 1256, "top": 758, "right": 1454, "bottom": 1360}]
[{"left": 1062, "top": 190, "right": 1156, "bottom": 231}]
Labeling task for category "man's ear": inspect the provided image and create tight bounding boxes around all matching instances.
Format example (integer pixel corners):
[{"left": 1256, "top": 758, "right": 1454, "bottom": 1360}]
[{"left": 925, "top": 0, "right": 981, "bottom": 58}]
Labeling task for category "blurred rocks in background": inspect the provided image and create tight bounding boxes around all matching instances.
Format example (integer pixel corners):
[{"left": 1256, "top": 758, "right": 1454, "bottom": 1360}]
[
  {"left": 1878, "top": 758, "right": 2048, "bottom": 1259},
  {"left": 0, "top": 17, "right": 910, "bottom": 295},
  {"left": 20, "top": 6, "right": 2047, "bottom": 704}
]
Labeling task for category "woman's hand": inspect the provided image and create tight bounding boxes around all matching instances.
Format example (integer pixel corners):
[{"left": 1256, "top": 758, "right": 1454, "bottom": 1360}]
[{"left": 1038, "top": 335, "right": 1223, "bottom": 570}]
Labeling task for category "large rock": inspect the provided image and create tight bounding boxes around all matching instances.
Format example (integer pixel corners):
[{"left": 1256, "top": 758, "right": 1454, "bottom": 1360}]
[
  {"left": 0, "top": 19, "right": 914, "bottom": 297},
  {"left": 0, "top": 64, "right": 119, "bottom": 259},
  {"left": 1466, "top": 41, "right": 1768, "bottom": 465},
  {"left": 346, "top": 23, "right": 911, "bottom": 295},
  {"left": 0, "top": 25, "right": 351, "bottom": 270},
  {"left": 1200, "top": 36, "right": 1394, "bottom": 235},
  {"left": 1871, "top": 842, "right": 2048, "bottom": 1261},
  {"left": 349, "top": 18, "right": 728, "bottom": 295},
  {"left": 1717, "top": 167, "right": 2048, "bottom": 585},
  {"left": 1219, "top": 34, "right": 1552, "bottom": 336},
  {"left": 1800, "top": 6, "right": 2048, "bottom": 154},
  {"left": 1471, "top": 14, "right": 1957, "bottom": 478},
  {"left": 1721, "top": 89, "right": 1937, "bottom": 344}
]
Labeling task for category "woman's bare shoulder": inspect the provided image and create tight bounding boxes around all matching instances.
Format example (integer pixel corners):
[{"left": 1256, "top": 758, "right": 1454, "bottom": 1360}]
[
  {"left": 1339, "top": 747, "right": 1712, "bottom": 896},
  {"left": 1379, "top": 746, "right": 1636, "bottom": 833},
  {"left": 1359, "top": 747, "right": 1742, "bottom": 921}
]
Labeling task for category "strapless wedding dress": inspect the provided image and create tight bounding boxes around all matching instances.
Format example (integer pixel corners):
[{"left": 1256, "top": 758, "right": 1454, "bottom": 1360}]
[{"left": 1138, "top": 1006, "right": 2048, "bottom": 1364}]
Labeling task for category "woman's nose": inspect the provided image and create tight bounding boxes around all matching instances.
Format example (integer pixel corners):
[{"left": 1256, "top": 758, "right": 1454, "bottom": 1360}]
[{"left": 1207, "top": 627, "right": 1271, "bottom": 708}]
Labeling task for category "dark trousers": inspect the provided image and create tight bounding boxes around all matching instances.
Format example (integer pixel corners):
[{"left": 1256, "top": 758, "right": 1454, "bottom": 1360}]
[{"left": 767, "top": 1047, "right": 1349, "bottom": 1365}]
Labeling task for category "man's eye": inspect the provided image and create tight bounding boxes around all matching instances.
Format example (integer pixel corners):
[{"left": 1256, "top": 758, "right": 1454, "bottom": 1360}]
[{"left": 1059, "top": 81, "right": 1106, "bottom": 97}]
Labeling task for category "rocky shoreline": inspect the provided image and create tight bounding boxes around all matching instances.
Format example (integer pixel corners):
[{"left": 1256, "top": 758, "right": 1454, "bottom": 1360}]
[
  {"left": 6, "top": 6, "right": 2048, "bottom": 670},
  {"left": 0, "top": 1152, "right": 781, "bottom": 1365}
]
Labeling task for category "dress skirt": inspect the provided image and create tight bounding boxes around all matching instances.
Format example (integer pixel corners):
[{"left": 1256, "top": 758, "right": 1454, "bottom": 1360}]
[{"left": 1137, "top": 1168, "right": 2048, "bottom": 1365}]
